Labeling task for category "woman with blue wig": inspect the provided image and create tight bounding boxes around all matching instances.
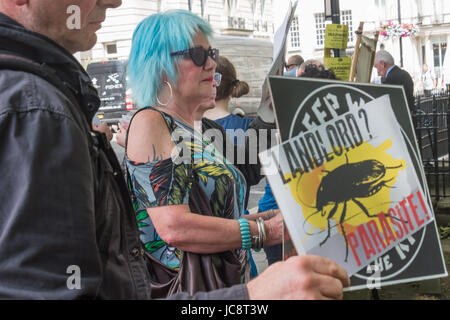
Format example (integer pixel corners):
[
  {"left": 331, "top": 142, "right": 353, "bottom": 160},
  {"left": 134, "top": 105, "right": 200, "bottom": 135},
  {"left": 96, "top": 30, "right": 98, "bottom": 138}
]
[{"left": 124, "top": 10, "right": 284, "bottom": 297}]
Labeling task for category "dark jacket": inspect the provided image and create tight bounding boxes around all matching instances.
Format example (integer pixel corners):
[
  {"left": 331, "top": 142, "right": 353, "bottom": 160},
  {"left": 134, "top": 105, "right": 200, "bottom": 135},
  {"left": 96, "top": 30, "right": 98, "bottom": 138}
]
[
  {"left": 0, "top": 13, "right": 248, "bottom": 300},
  {"left": 382, "top": 65, "right": 415, "bottom": 111}
]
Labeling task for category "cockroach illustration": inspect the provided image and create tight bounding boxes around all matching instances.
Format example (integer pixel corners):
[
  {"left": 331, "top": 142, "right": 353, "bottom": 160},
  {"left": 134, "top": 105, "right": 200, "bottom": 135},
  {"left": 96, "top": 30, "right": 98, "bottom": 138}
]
[{"left": 304, "top": 154, "right": 404, "bottom": 262}]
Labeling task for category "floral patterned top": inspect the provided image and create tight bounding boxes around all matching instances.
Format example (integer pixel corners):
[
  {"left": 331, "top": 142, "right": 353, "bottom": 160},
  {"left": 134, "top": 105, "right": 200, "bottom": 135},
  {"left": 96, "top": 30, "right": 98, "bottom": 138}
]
[{"left": 125, "top": 106, "right": 247, "bottom": 270}]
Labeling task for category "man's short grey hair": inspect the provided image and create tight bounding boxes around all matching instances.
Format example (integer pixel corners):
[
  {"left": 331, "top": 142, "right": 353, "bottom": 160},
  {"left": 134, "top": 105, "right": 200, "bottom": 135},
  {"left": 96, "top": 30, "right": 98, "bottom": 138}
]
[
  {"left": 299, "top": 59, "right": 324, "bottom": 72},
  {"left": 288, "top": 55, "right": 305, "bottom": 66},
  {"left": 375, "top": 50, "right": 395, "bottom": 66}
]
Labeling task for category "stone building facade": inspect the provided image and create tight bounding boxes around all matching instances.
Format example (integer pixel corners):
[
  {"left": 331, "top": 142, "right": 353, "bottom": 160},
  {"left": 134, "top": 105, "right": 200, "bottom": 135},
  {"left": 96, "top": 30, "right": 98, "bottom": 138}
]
[{"left": 284, "top": 0, "right": 450, "bottom": 93}]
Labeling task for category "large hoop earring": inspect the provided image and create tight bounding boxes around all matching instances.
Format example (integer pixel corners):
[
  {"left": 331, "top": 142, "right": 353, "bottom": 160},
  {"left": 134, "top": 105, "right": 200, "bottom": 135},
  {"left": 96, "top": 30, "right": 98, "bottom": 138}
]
[{"left": 156, "top": 81, "right": 173, "bottom": 106}]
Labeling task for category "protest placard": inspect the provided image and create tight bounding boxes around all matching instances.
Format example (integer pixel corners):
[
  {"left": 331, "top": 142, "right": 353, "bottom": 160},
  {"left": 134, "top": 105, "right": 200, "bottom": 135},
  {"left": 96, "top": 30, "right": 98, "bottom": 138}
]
[
  {"left": 325, "top": 57, "right": 352, "bottom": 81},
  {"left": 324, "top": 23, "right": 351, "bottom": 81},
  {"left": 261, "top": 76, "right": 448, "bottom": 289},
  {"left": 325, "top": 24, "right": 349, "bottom": 50}
]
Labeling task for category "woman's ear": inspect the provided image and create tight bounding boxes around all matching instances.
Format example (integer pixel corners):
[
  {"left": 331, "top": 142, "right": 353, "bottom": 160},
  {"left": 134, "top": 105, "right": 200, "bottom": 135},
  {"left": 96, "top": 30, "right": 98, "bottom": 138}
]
[{"left": 160, "top": 72, "right": 172, "bottom": 85}]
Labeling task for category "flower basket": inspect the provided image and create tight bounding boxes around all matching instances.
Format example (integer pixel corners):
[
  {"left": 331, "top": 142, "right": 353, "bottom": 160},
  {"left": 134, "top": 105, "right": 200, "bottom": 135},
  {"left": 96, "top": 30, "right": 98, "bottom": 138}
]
[{"left": 380, "top": 21, "right": 419, "bottom": 39}]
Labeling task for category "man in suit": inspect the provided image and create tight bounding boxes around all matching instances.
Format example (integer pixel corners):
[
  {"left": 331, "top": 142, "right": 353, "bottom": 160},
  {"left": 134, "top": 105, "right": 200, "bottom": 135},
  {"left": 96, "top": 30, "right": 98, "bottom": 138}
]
[{"left": 374, "top": 50, "right": 415, "bottom": 111}]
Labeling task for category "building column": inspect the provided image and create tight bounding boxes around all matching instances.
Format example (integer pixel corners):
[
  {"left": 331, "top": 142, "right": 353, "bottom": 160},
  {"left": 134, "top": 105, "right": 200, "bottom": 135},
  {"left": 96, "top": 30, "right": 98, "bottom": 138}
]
[
  {"left": 425, "top": 35, "right": 433, "bottom": 69},
  {"left": 407, "top": 36, "right": 422, "bottom": 90},
  {"left": 443, "top": 33, "right": 450, "bottom": 85}
]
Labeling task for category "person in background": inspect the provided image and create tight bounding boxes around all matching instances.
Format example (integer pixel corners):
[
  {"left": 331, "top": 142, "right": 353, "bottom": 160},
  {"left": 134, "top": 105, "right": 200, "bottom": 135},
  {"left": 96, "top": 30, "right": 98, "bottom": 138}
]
[
  {"left": 203, "top": 56, "right": 254, "bottom": 134},
  {"left": 284, "top": 54, "right": 304, "bottom": 77},
  {"left": 92, "top": 120, "right": 113, "bottom": 142},
  {"left": 374, "top": 50, "right": 414, "bottom": 111},
  {"left": 421, "top": 63, "right": 437, "bottom": 96},
  {"left": 115, "top": 121, "right": 129, "bottom": 149},
  {"left": 297, "top": 59, "right": 323, "bottom": 77},
  {"left": 301, "top": 63, "right": 337, "bottom": 80}
]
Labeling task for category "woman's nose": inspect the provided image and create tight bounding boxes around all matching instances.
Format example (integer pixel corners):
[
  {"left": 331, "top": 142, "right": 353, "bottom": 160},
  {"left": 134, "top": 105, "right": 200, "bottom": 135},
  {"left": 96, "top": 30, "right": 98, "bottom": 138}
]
[{"left": 204, "top": 55, "right": 217, "bottom": 70}]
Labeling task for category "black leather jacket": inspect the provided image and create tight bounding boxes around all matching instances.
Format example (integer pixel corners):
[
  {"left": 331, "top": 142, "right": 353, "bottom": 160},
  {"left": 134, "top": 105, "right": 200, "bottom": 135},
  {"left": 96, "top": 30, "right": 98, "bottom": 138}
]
[{"left": 0, "top": 13, "right": 248, "bottom": 300}]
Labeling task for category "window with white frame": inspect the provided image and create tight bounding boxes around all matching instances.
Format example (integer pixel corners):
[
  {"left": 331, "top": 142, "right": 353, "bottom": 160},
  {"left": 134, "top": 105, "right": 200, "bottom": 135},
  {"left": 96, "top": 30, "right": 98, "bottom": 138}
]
[
  {"left": 289, "top": 16, "right": 300, "bottom": 49},
  {"left": 226, "top": 0, "right": 241, "bottom": 28},
  {"left": 432, "top": 36, "right": 447, "bottom": 79},
  {"left": 315, "top": 10, "right": 353, "bottom": 47},
  {"left": 104, "top": 42, "right": 118, "bottom": 56},
  {"left": 341, "top": 10, "right": 354, "bottom": 44},
  {"left": 315, "top": 13, "right": 326, "bottom": 46}
]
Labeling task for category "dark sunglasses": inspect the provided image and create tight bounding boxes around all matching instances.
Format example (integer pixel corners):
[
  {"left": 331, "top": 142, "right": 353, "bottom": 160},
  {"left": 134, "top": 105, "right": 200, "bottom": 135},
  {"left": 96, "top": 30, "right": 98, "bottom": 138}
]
[
  {"left": 285, "top": 63, "right": 298, "bottom": 70},
  {"left": 171, "top": 47, "right": 219, "bottom": 67}
]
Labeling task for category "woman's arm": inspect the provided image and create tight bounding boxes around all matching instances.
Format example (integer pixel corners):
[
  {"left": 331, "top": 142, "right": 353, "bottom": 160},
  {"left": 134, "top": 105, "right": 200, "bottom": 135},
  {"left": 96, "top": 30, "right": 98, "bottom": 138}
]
[
  {"left": 148, "top": 204, "right": 283, "bottom": 253},
  {"left": 147, "top": 204, "right": 256, "bottom": 253}
]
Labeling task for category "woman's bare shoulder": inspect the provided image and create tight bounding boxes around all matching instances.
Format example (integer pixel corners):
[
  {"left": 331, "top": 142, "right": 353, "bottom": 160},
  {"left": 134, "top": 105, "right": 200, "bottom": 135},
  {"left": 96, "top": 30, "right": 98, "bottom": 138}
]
[{"left": 126, "top": 108, "right": 175, "bottom": 162}]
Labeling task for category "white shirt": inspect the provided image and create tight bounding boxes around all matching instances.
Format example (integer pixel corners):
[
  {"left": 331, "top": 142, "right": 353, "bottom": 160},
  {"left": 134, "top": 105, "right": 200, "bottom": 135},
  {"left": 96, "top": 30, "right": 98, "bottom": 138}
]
[{"left": 422, "top": 69, "right": 436, "bottom": 90}]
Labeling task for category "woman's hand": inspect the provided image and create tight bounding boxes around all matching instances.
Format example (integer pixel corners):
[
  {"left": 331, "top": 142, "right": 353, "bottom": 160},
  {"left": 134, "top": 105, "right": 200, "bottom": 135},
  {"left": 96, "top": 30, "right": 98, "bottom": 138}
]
[
  {"left": 244, "top": 209, "right": 279, "bottom": 221},
  {"left": 264, "top": 210, "right": 283, "bottom": 246},
  {"left": 115, "top": 122, "right": 127, "bottom": 148},
  {"left": 92, "top": 122, "right": 113, "bottom": 142},
  {"left": 262, "top": 209, "right": 278, "bottom": 220}
]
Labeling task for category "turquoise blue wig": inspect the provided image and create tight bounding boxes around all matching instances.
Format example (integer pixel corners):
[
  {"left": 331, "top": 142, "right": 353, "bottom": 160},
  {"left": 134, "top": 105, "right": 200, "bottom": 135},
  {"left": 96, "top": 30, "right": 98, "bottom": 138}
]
[{"left": 128, "top": 10, "right": 214, "bottom": 108}]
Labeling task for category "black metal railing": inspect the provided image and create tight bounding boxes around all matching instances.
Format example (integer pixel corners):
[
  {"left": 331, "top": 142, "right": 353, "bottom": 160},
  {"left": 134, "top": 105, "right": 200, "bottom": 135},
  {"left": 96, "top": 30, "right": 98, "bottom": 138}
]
[{"left": 413, "top": 91, "right": 450, "bottom": 201}]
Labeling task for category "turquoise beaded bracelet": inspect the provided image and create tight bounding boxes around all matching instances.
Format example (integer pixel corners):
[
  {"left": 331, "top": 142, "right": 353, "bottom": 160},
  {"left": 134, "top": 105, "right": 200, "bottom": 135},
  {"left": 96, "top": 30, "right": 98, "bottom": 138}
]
[{"left": 238, "top": 218, "right": 251, "bottom": 250}]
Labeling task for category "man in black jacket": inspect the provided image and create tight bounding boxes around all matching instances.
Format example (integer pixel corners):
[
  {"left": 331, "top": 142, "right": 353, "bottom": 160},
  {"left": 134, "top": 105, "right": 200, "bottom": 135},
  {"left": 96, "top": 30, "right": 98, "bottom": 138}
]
[
  {"left": 374, "top": 50, "right": 415, "bottom": 111},
  {"left": 0, "top": 0, "right": 349, "bottom": 299}
]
